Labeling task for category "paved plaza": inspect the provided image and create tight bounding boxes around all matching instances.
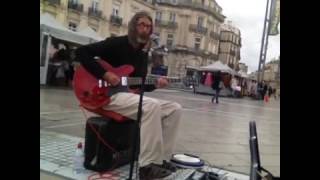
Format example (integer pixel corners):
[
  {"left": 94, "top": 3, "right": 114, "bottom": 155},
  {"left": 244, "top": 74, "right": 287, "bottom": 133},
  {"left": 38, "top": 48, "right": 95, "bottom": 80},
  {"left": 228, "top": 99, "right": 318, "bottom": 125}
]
[{"left": 40, "top": 87, "right": 280, "bottom": 179}]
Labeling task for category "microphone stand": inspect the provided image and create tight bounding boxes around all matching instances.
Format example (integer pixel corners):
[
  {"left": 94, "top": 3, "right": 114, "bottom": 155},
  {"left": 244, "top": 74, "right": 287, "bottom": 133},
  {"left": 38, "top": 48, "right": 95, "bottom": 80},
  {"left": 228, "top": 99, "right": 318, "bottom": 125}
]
[{"left": 127, "top": 47, "right": 149, "bottom": 180}]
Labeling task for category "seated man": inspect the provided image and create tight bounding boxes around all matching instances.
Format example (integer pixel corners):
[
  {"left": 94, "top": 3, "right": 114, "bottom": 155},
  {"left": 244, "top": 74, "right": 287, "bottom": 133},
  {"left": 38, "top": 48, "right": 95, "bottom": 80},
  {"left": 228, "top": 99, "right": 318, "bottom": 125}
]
[{"left": 75, "top": 11, "right": 182, "bottom": 180}]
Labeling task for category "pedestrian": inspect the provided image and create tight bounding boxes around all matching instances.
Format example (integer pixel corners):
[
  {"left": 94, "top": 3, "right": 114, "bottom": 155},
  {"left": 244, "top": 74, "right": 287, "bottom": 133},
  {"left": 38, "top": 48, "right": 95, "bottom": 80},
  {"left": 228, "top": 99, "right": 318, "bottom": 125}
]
[{"left": 211, "top": 71, "right": 223, "bottom": 104}]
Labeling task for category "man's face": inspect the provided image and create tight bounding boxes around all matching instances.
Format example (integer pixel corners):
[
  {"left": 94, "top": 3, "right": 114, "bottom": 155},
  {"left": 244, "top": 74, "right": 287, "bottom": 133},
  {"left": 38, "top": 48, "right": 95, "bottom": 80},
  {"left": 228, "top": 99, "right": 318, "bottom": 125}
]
[{"left": 136, "top": 17, "right": 152, "bottom": 44}]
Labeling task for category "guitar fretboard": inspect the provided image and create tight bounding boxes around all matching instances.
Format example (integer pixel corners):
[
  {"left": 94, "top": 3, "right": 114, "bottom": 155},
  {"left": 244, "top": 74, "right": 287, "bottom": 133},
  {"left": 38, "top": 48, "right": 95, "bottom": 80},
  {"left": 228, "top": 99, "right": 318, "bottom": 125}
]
[{"left": 126, "top": 77, "right": 181, "bottom": 86}]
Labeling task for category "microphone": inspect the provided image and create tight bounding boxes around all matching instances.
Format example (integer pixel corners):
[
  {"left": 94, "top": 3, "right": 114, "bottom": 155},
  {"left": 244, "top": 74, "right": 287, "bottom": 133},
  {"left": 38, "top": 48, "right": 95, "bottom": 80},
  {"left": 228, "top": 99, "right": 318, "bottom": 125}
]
[
  {"left": 150, "top": 33, "right": 160, "bottom": 47},
  {"left": 142, "top": 33, "right": 160, "bottom": 53}
]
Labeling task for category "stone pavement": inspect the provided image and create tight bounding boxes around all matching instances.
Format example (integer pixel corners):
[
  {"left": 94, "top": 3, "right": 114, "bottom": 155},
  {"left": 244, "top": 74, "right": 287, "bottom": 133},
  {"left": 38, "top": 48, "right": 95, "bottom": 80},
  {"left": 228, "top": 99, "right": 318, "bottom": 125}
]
[{"left": 40, "top": 88, "right": 280, "bottom": 178}]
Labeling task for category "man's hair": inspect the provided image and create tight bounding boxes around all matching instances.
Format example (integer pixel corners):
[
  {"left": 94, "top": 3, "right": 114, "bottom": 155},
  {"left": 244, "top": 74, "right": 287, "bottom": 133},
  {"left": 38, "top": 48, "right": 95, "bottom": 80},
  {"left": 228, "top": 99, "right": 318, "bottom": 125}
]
[{"left": 128, "top": 11, "right": 153, "bottom": 48}]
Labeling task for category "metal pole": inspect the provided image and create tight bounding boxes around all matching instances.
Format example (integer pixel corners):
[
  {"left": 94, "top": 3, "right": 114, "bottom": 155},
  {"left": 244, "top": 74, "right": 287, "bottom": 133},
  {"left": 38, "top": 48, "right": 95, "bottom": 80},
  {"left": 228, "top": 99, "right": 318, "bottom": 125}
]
[
  {"left": 257, "top": 0, "right": 270, "bottom": 83},
  {"left": 261, "top": 0, "right": 276, "bottom": 82}
]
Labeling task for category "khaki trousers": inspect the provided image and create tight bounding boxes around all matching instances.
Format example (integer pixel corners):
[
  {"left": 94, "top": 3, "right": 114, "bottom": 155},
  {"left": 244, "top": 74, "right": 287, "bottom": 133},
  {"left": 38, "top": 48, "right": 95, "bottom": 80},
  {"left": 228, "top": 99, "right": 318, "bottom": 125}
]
[{"left": 102, "top": 92, "right": 182, "bottom": 167}]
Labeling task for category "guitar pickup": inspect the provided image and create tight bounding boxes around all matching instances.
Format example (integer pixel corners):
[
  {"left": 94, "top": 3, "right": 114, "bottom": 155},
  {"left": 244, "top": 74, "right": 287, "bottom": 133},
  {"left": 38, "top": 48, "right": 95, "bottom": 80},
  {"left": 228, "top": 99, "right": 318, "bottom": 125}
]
[
  {"left": 121, "top": 77, "right": 128, "bottom": 86},
  {"left": 98, "top": 78, "right": 127, "bottom": 87},
  {"left": 98, "top": 79, "right": 103, "bottom": 88},
  {"left": 98, "top": 79, "right": 111, "bottom": 87}
]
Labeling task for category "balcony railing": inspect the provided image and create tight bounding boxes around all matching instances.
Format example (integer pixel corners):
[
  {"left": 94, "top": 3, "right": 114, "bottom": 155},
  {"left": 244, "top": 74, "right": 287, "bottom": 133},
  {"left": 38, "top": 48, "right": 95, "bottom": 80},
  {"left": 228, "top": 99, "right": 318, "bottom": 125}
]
[
  {"left": 110, "top": 15, "right": 123, "bottom": 26},
  {"left": 228, "top": 63, "right": 234, "bottom": 69},
  {"left": 210, "top": 31, "right": 220, "bottom": 40},
  {"left": 171, "top": 46, "right": 218, "bottom": 58},
  {"left": 157, "top": 0, "right": 225, "bottom": 22},
  {"left": 155, "top": 19, "right": 178, "bottom": 29},
  {"left": 68, "top": 2, "right": 83, "bottom": 12},
  {"left": 208, "top": 53, "right": 219, "bottom": 60},
  {"left": 88, "top": 7, "right": 102, "bottom": 18},
  {"left": 189, "top": 24, "right": 207, "bottom": 35},
  {"left": 44, "top": 0, "right": 60, "bottom": 5}
]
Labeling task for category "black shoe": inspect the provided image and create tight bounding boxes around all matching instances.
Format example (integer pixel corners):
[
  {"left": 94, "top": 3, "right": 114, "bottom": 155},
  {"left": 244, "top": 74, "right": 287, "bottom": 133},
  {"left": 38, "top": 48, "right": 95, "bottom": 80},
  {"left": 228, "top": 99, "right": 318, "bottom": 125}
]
[
  {"left": 161, "top": 160, "right": 177, "bottom": 172},
  {"left": 139, "top": 163, "right": 172, "bottom": 180}
]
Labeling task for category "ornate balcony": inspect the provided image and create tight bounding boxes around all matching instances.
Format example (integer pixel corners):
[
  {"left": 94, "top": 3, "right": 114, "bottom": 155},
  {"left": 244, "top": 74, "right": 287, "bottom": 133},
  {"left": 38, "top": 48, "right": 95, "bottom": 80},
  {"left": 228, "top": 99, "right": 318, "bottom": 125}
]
[
  {"left": 189, "top": 24, "right": 207, "bottom": 35},
  {"left": 155, "top": 19, "right": 178, "bottom": 29},
  {"left": 110, "top": 15, "right": 123, "bottom": 26}
]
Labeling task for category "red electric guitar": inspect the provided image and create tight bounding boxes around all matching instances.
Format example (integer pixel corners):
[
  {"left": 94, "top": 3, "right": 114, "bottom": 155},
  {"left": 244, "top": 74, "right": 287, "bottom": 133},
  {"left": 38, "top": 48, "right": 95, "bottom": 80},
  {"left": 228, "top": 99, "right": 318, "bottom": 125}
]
[{"left": 73, "top": 59, "right": 181, "bottom": 110}]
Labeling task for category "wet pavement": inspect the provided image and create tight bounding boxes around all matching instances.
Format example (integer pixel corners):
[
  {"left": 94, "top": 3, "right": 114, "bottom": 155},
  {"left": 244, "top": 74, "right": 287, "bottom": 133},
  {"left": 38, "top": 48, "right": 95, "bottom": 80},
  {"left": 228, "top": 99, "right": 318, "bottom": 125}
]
[{"left": 40, "top": 87, "right": 280, "bottom": 178}]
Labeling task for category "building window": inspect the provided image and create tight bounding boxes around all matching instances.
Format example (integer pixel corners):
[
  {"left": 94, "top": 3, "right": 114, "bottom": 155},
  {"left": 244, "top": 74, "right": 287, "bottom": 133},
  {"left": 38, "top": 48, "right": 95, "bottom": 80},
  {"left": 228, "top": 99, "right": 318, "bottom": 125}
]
[
  {"left": 167, "top": 34, "right": 174, "bottom": 47},
  {"left": 112, "top": 8, "right": 118, "bottom": 16},
  {"left": 68, "top": 22, "right": 77, "bottom": 31},
  {"left": 171, "top": 0, "right": 177, "bottom": 3},
  {"left": 156, "top": 11, "right": 162, "bottom": 21},
  {"left": 70, "top": 0, "right": 78, "bottom": 4},
  {"left": 112, "top": 4, "right": 120, "bottom": 16},
  {"left": 169, "top": 12, "right": 176, "bottom": 22},
  {"left": 195, "top": 37, "right": 201, "bottom": 50},
  {"left": 197, "top": 16, "right": 204, "bottom": 27},
  {"left": 229, "top": 34, "right": 233, "bottom": 42},
  {"left": 212, "top": 44, "right": 216, "bottom": 53},
  {"left": 92, "top": 0, "right": 99, "bottom": 11}
]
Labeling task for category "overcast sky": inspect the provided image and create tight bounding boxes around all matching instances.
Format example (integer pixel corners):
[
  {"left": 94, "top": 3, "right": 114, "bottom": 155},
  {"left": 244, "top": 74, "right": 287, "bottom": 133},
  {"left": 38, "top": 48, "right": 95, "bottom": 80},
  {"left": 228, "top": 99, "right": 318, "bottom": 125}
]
[{"left": 215, "top": 0, "right": 280, "bottom": 73}]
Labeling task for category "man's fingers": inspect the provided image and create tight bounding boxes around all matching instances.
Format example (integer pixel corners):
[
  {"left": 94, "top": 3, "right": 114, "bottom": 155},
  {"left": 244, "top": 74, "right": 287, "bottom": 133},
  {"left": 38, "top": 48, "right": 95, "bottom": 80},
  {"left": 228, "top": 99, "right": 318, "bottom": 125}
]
[
  {"left": 104, "top": 72, "right": 120, "bottom": 86},
  {"left": 110, "top": 77, "right": 120, "bottom": 86}
]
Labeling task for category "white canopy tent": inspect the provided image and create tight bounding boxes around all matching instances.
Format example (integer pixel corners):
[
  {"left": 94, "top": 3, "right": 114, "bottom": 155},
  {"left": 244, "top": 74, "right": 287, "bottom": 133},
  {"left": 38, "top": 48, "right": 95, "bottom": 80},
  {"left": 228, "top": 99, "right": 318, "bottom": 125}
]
[
  {"left": 185, "top": 65, "right": 201, "bottom": 71},
  {"left": 77, "top": 27, "right": 104, "bottom": 42},
  {"left": 199, "top": 61, "right": 235, "bottom": 74},
  {"left": 40, "top": 13, "right": 95, "bottom": 45},
  {"left": 40, "top": 13, "right": 103, "bottom": 85},
  {"left": 238, "top": 70, "right": 249, "bottom": 78}
]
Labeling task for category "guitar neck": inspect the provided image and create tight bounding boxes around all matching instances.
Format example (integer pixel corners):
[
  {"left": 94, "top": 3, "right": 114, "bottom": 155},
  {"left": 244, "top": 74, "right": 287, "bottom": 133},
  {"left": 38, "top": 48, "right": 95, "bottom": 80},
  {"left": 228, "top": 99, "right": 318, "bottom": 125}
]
[{"left": 127, "top": 77, "right": 181, "bottom": 86}]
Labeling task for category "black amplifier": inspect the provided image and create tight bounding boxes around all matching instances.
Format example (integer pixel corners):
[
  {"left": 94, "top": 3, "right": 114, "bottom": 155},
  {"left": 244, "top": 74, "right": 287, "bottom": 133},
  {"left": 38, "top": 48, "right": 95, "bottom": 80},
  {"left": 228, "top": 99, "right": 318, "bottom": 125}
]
[{"left": 84, "top": 116, "right": 136, "bottom": 172}]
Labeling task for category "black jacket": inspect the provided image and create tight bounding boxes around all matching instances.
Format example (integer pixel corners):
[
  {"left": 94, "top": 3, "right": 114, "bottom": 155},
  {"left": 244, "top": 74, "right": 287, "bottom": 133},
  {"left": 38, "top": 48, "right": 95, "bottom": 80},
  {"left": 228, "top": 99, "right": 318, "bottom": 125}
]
[
  {"left": 75, "top": 35, "right": 156, "bottom": 91},
  {"left": 211, "top": 73, "right": 221, "bottom": 90}
]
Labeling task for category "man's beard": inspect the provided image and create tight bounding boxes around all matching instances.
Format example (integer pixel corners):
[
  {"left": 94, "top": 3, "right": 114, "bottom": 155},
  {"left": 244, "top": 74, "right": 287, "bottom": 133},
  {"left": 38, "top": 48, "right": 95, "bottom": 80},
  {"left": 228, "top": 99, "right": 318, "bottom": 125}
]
[{"left": 136, "top": 34, "right": 149, "bottom": 44}]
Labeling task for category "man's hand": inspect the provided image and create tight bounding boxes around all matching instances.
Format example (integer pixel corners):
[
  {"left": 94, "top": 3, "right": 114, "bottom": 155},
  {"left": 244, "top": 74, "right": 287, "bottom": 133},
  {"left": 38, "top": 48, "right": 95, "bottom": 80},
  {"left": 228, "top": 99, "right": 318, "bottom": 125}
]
[
  {"left": 141, "top": 39, "right": 152, "bottom": 52},
  {"left": 103, "top": 71, "right": 120, "bottom": 86},
  {"left": 156, "top": 77, "right": 169, "bottom": 88}
]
